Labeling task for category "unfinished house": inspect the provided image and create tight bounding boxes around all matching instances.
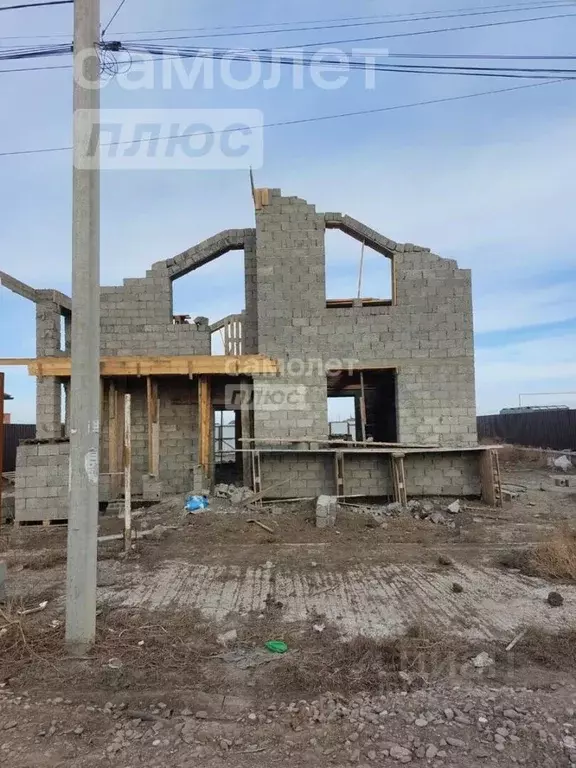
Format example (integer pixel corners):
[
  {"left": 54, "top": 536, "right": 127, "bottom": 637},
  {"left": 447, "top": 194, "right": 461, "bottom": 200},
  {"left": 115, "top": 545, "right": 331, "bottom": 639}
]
[{"left": 2, "top": 186, "right": 501, "bottom": 525}]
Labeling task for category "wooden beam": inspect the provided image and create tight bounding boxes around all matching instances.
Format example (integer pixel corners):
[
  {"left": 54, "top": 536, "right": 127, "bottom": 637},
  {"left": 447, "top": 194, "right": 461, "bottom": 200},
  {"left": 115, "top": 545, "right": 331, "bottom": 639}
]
[
  {"left": 146, "top": 376, "right": 159, "bottom": 477},
  {"left": 15, "top": 355, "right": 280, "bottom": 377},
  {"left": 198, "top": 375, "right": 212, "bottom": 481},
  {"left": 108, "top": 380, "right": 118, "bottom": 491},
  {"left": 240, "top": 377, "right": 252, "bottom": 488},
  {"left": 479, "top": 449, "right": 502, "bottom": 507},
  {"left": 124, "top": 394, "right": 132, "bottom": 553}
]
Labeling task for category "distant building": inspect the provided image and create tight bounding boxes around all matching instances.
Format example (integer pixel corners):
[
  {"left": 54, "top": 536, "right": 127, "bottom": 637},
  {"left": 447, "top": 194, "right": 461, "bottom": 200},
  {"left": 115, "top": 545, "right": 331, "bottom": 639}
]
[
  {"left": 500, "top": 405, "right": 570, "bottom": 415},
  {"left": 3, "top": 392, "right": 13, "bottom": 424}
]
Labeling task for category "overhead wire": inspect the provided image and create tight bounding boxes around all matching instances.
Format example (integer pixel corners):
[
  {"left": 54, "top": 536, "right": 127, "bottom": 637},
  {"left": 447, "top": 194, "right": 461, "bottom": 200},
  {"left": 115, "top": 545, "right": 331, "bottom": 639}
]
[
  {"left": 0, "top": 0, "right": 570, "bottom": 41},
  {"left": 265, "top": 11, "right": 576, "bottom": 50},
  {"left": 120, "top": 43, "right": 576, "bottom": 79},
  {"left": 0, "top": 0, "right": 71, "bottom": 10},
  {"left": 126, "top": 3, "right": 576, "bottom": 43},
  {"left": 101, "top": 0, "right": 129, "bottom": 38},
  {"left": 0, "top": 78, "right": 569, "bottom": 159}
]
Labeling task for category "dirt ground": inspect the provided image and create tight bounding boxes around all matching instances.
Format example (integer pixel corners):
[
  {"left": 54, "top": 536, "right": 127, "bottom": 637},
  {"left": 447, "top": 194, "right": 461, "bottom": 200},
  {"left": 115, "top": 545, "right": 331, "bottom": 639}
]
[{"left": 1, "top": 455, "right": 576, "bottom": 766}]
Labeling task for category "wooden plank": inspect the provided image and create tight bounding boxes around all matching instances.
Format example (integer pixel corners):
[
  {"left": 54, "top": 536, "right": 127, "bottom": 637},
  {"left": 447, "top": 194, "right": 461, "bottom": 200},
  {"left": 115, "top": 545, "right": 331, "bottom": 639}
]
[
  {"left": 23, "top": 355, "right": 280, "bottom": 377},
  {"left": 108, "top": 380, "right": 118, "bottom": 495},
  {"left": 124, "top": 394, "right": 132, "bottom": 553},
  {"left": 198, "top": 375, "right": 212, "bottom": 481},
  {"left": 359, "top": 372, "right": 367, "bottom": 442},
  {"left": 240, "top": 378, "right": 252, "bottom": 488},
  {"left": 146, "top": 376, "right": 159, "bottom": 477},
  {"left": 334, "top": 451, "right": 345, "bottom": 497},
  {"left": 479, "top": 449, "right": 500, "bottom": 507},
  {"left": 390, "top": 452, "right": 407, "bottom": 506}
]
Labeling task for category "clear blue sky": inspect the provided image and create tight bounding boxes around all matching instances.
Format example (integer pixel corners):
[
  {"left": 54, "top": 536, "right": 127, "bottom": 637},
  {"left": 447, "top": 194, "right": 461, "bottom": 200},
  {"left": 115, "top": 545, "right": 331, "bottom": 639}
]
[{"left": 1, "top": 0, "right": 575, "bottom": 422}]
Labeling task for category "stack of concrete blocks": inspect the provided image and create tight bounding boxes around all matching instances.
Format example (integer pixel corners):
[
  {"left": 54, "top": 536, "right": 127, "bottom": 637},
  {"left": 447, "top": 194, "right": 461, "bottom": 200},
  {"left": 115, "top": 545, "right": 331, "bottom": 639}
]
[
  {"left": 316, "top": 495, "right": 338, "bottom": 528},
  {"left": 15, "top": 440, "right": 70, "bottom": 523}
]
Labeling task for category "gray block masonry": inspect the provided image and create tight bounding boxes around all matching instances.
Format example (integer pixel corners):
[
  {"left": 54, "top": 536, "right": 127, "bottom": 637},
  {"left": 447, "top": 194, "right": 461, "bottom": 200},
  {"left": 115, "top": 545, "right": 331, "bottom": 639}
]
[
  {"left": 16, "top": 185, "right": 479, "bottom": 519},
  {"left": 316, "top": 495, "right": 338, "bottom": 528},
  {"left": 15, "top": 440, "right": 70, "bottom": 523}
]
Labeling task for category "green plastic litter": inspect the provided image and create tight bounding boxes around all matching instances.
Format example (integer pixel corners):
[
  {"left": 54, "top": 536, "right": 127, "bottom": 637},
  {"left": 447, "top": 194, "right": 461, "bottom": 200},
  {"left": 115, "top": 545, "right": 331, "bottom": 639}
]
[{"left": 265, "top": 640, "right": 288, "bottom": 654}]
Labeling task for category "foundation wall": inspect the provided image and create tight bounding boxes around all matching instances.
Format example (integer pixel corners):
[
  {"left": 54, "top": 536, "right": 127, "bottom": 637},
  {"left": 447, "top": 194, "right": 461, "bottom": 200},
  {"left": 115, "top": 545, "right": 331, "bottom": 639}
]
[{"left": 259, "top": 451, "right": 482, "bottom": 499}]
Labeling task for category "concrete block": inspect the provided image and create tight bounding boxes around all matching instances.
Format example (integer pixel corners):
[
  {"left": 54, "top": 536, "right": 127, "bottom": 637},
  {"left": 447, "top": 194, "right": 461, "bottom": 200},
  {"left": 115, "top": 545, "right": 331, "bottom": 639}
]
[{"left": 316, "top": 495, "right": 338, "bottom": 529}]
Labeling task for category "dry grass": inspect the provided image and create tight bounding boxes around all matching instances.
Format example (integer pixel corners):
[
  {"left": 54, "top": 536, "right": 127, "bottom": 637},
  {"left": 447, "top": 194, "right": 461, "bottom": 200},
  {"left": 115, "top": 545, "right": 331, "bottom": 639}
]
[
  {"left": 513, "top": 628, "right": 576, "bottom": 669},
  {"left": 266, "top": 624, "right": 472, "bottom": 695},
  {"left": 0, "top": 605, "right": 223, "bottom": 691},
  {"left": 499, "top": 528, "right": 576, "bottom": 581}
]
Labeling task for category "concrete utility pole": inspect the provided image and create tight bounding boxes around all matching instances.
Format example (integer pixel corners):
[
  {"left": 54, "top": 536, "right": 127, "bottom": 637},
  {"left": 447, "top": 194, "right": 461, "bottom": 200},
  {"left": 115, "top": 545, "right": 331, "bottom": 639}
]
[{"left": 65, "top": 0, "right": 101, "bottom": 653}]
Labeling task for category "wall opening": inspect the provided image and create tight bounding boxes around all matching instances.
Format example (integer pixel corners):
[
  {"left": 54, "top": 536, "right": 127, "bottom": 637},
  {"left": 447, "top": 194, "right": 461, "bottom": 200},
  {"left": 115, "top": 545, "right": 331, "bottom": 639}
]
[
  {"left": 327, "top": 394, "right": 357, "bottom": 440},
  {"left": 325, "top": 229, "right": 393, "bottom": 307},
  {"left": 60, "top": 314, "right": 66, "bottom": 352},
  {"left": 327, "top": 369, "right": 398, "bottom": 442},
  {"left": 213, "top": 407, "right": 239, "bottom": 484},
  {"left": 171, "top": 249, "right": 246, "bottom": 354}
]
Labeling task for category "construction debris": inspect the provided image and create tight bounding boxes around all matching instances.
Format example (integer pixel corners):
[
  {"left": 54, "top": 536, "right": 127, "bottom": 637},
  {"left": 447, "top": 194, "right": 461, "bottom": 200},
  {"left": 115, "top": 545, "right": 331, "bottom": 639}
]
[
  {"left": 472, "top": 651, "right": 495, "bottom": 669},
  {"left": 247, "top": 520, "right": 275, "bottom": 534},
  {"left": 553, "top": 455, "right": 573, "bottom": 472},
  {"left": 315, "top": 496, "right": 338, "bottom": 529}
]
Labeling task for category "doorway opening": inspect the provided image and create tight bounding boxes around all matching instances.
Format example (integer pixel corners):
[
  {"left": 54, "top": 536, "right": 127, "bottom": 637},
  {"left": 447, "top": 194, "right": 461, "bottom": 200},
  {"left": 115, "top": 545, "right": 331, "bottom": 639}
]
[{"left": 327, "top": 369, "right": 397, "bottom": 442}]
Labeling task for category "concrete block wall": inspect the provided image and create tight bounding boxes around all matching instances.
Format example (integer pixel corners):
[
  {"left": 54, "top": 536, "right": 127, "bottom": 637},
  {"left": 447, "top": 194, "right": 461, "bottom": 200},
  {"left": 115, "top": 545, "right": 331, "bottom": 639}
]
[
  {"left": 100, "top": 272, "right": 210, "bottom": 356},
  {"left": 100, "top": 378, "right": 199, "bottom": 498},
  {"left": 259, "top": 453, "right": 333, "bottom": 497},
  {"left": 253, "top": 191, "right": 329, "bottom": 440},
  {"left": 15, "top": 440, "right": 70, "bottom": 523},
  {"left": 251, "top": 190, "right": 477, "bottom": 447},
  {"left": 260, "top": 451, "right": 481, "bottom": 499},
  {"left": 35, "top": 300, "right": 63, "bottom": 440},
  {"left": 404, "top": 452, "right": 481, "bottom": 496}
]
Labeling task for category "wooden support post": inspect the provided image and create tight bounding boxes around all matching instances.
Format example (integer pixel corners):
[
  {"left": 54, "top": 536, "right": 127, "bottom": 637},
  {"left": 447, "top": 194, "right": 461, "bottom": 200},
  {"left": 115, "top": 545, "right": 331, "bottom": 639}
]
[
  {"left": 479, "top": 449, "right": 502, "bottom": 507},
  {"left": 240, "top": 377, "right": 252, "bottom": 488},
  {"left": 251, "top": 450, "right": 262, "bottom": 496},
  {"left": 146, "top": 376, "right": 159, "bottom": 477},
  {"left": 391, "top": 452, "right": 407, "bottom": 506},
  {"left": 108, "top": 380, "right": 118, "bottom": 496},
  {"left": 359, "top": 371, "right": 367, "bottom": 442},
  {"left": 198, "top": 375, "right": 212, "bottom": 483},
  {"left": 123, "top": 394, "right": 132, "bottom": 553},
  {"left": 334, "top": 450, "right": 345, "bottom": 497}
]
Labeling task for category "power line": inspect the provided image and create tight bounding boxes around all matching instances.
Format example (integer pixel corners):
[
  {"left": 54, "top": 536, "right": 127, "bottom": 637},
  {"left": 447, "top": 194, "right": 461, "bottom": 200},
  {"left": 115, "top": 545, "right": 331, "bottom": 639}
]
[
  {"left": 0, "top": 43, "right": 71, "bottom": 60},
  {"left": 101, "top": 0, "right": 128, "bottom": 37},
  {"left": 267, "top": 11, "right": 576, "bottom": 50},
  {"left": 5, "top": 47, "right": 576, "bottom": 75},
  {"left": 0, "top": 78, "right": 568, "bottom": 159},
  {"left": 0, "top": 0, "right": 71, "bottom": 10},
  {"left": 121, "top": 43, "right": 576, "bottom": 79},
  {"left": 128, "top": 3, "right": 576, "bottom": 43},
  {"left": 0, "top": 0, "right": 569, "bottom": 40}
]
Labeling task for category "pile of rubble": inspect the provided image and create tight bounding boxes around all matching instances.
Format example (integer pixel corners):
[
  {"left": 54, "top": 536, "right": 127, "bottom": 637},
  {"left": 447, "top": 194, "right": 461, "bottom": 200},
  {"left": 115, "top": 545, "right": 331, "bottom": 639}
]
[
  {"left": 356, "top": 498, "right": 462, "bottom": 529},
  {"left": 213, "top": 484, "right": 254, "bottom": 506}
]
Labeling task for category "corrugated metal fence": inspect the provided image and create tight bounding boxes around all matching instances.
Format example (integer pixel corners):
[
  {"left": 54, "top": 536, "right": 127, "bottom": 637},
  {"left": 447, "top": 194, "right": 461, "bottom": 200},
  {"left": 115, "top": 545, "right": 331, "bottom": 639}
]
[
  {"left": 3, "top": 424, "right": 36, "bottom": 472},
  {"left": 478, "top": 410, "right": 576, "bottom": 451}
]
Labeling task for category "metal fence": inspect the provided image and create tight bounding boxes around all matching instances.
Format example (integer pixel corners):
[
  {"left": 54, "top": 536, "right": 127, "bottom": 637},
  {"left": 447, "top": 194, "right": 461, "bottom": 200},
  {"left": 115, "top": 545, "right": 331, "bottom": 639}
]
[
  {"left": 477, "top": 410, "right": 576, "bottom": 451},
  {"left": 3, "top": 424, "right": 36, "bottom": 472}
]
